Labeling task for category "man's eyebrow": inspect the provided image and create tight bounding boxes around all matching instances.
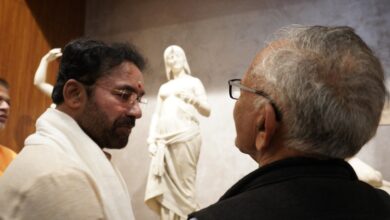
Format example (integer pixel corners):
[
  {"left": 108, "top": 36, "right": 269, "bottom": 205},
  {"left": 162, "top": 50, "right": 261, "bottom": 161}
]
[{"left": 117, "top": 85, "right": 145, "bottom": 96}]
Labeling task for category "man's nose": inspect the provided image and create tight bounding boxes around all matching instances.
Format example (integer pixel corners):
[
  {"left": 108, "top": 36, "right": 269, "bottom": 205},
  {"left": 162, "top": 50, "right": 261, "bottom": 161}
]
[
  {"left": 127, "top": 102, "right": 142, "bottom": 119},
  {"left": 0, "top": 100, "right": 10, "bottom": 110}
]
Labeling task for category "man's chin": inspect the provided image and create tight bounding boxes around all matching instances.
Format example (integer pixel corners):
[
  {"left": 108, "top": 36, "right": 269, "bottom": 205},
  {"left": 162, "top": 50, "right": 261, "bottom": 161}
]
[
  {"left": 103, "top": 126, "right": 133, "bottom": 149},
  {"left": 236, "top": 146, "right": 250, "bottom": 154},
  {"left": 116, "top": 126, "right": 132, "bottom": 136},
  {"left": 105, "top": 132, "right": 130, "bottom": 150},
  {"left": 234, "top": 138, "right": 245, "bottom": 153},
  {"left": 235, "top": 138, "right": 255, "bottom": 155},
  {"left": 105, "top": 141, "right": 128, "bottom": 150}
]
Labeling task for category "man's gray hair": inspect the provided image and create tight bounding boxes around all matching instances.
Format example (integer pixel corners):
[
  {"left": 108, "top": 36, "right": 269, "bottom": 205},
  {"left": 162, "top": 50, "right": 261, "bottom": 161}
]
[{"left": 253, "top": 25, "right": 386, "bottom": 158}]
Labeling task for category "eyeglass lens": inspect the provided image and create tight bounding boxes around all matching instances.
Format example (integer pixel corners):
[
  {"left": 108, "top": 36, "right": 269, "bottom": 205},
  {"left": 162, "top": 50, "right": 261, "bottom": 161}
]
[{"left": 231, "top": 85, "right": 240, "bottom": 99}]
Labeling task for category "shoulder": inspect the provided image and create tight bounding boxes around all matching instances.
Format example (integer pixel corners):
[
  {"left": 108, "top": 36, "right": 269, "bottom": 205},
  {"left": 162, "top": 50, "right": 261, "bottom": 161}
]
[
  {"left": 190, "top": 187, "right": 390, "bottom": 220},
  {"left": 2, "top": 166, "right": 99, "bottom": 198},
  {"left": 0, "top": 167, "right": 105, "bottom": 219},
  {"left": 190, "top": 172, "right": 390, "bottom": 220},
  {"left": 0, "top": 145, "right": 17, "bottom": 171},
  {"left": 22, "top": 167, "right": 100, "bottom": 199},
  {"left": 374, "top": 187, "right": 390, "bottom": 208},
  {"left": 159, "top": 81, "right": 171, "bottom": 92},
  {"left": 189, "top": 197, "right": 251, "bottom": 220},
  {"left": 187, "top": 75, "right": 202, "bottom": 83},
  {"left": 3, "top": 145, "right": 81, "bottom": 178},
  {"left": 0, "top": 145, "right": 16, "bottom": 159},
  {"left": 184, "top": 76, "right": 205, "bottom": 91}
]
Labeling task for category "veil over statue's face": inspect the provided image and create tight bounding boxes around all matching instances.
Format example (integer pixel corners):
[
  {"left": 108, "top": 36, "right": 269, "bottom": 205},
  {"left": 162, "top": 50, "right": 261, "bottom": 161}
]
[{"left": 164, "top": 45, "right": 191, "bottom": 80}]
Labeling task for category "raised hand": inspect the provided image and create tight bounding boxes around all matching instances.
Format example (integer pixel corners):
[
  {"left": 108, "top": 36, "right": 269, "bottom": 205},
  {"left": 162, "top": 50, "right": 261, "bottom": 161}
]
[{"left": 43, "top": 48, "right": 62, "bottom": 62}]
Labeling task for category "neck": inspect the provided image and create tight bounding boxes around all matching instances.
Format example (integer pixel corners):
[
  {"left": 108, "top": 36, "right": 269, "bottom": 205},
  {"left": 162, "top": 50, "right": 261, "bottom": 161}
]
[
  {"left": 56, "top": 104, "right": 76, "bottom": 118},
  {"left": 103, "top": 150, "right": 112, "bottom": 160},
  {"left": 255, "top": 145, "right": 307, "bottom": 167},
  {"left": 172, "top": 69, "right": 186, "bottom": 78}
]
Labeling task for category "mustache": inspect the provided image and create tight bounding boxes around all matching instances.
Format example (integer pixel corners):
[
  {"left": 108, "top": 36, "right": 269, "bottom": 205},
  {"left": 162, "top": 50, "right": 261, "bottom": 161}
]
[{"left": 115, "top": 116, "right": 136, "bottom": 128}]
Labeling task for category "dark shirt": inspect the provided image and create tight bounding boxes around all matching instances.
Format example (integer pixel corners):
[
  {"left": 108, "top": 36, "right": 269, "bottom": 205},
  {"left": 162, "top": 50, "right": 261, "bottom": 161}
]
[{"left": 189, "top": 157, "right": 390, "bottom": 220}]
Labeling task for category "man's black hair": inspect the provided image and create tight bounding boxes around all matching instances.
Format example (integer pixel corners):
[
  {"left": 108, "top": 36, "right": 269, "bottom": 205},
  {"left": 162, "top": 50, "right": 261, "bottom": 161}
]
[{"left": 51, "top": 38, "right": 146, "bottom": 104}]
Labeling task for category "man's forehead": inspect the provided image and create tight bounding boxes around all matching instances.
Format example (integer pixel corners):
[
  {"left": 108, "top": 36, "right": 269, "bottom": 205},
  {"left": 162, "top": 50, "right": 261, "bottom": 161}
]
[
  {"left": 242, "top": 40, "right": 288, "bottom": 87},
  {"left": 246, "top": 40, "right": 290, "bottom": 77},
  {"left": 97, "top": 62, "right": 145, "bottom": 93},
  {"left": 102, "top": 62, "right": 143, "bottom": 82},
  {"left": 254, "top": 39, "right": 290, "bottom": 64},
  {"left": 0, "top": 85, "right": 10, "bottom": 98}
]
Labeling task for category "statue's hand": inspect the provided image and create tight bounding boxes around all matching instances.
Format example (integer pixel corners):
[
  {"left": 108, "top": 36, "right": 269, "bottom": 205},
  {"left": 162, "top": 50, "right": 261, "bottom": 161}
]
[
  {"left": 348, "top": 157, "right": 383, "bottom": 187},
  {"left": 175, "top": 92, "right": 197, "bottom": 106},
  {"left": 148, "top": 143, "right": 158, "bottom": 157},
  {"left": 43, "top": 48, "right": 62, "bottom": 62}
]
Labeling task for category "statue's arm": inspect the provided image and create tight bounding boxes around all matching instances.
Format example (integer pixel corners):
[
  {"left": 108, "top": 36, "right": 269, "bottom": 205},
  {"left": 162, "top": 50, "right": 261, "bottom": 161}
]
[
  {"left": 174, "top": 77, "right": 211, "bottom": 117},
  {"left": 34, "top": 48, "right": 62, "bottom": 96},
  {"left": 147, "top": 94, "right": 163, "bottom": 156},
  {"left": 190, "top": 78, "right": 211, "bottom": 117},
  {"left": 347, "top": 157, "right": 383, "bottom": 187}
]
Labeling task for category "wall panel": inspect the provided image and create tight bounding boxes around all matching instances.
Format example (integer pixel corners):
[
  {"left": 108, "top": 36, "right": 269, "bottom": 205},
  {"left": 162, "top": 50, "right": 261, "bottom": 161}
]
[{"left": 0, "top": 0, "right": 85, "bottom": 152}]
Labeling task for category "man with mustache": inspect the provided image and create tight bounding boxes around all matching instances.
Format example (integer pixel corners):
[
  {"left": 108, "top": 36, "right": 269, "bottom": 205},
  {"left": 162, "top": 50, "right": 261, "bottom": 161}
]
[
  {"left": 0, "top": 78, "right": 16, "bottom": 176},
  {"left": 0, "top": 39, "right": 146, "bottom": 220},
  {"left": 189, "top": 25, "right": 390, "bottom": 219}
]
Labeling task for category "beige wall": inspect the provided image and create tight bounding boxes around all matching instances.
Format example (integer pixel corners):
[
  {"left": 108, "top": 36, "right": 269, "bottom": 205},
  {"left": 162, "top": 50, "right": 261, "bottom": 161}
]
[{"left": 85, "top": 0, "right": 390, "bottom": 219}]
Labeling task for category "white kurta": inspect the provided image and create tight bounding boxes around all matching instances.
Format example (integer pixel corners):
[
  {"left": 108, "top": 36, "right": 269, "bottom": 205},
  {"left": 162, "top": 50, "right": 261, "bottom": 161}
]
[{"left": 0, "top": 108, "right": 135, "bottom": 220}]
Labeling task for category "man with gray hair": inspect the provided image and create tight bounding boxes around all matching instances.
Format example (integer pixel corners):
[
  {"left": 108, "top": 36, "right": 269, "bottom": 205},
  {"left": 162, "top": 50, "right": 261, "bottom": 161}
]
[{"left": 189, "top": 25, "right": 390, "bottom": 219}]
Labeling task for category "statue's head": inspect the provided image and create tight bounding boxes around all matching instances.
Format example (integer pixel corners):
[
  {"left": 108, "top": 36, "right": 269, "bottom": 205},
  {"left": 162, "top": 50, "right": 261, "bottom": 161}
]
[{"left": 164, "top": 45, "right": 191, "bottom": 80}]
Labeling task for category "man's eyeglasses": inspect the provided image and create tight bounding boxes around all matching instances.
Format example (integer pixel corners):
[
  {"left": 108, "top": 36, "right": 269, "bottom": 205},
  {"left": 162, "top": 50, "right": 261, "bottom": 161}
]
[
  {"left": 79, "top": 80, "right": 148, "bottom": 106},
  {"left": 111, "top": 88, "right": 148, "bottom": 105},
  {"left": 93, "top": 84, "right": 147, "bottom": 106},
  {"left": 228, "top": 79, "right": 282, "bottom": 121}
]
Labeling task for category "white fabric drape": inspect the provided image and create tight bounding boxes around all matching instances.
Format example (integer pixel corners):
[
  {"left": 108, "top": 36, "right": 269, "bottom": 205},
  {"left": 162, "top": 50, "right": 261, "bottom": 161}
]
[
  {"left": 24, "top": 108, "right": 135, "bottom": 220},
  {"left": 145, "top": 127, "right": 200, "bottom": 218}
]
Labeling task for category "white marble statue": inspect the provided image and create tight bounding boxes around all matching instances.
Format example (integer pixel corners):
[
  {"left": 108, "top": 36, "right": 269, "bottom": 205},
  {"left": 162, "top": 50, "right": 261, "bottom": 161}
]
[
  {"left": 145, "top": 45, "right": 211, "bottom": 220},
  {"left": 348, "top": 157, "right": 390, "bottom": 194},
  {"left": 34, "top": 48, "right": 62, "bottom": 96}
]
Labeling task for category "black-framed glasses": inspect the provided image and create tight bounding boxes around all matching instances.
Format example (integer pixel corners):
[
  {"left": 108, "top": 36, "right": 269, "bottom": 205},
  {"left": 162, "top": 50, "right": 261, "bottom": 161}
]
[{"left": 228, "top": 79, "right": 282, "bottom": 121}]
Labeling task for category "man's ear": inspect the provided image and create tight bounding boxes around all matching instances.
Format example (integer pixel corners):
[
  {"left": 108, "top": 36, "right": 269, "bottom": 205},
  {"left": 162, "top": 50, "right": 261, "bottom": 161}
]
[
  {"left": 255, "top": 103, "right": 277, "bottom": 151},
  {"left": 62, "top": 79, "right": 85, "bottom": 109}
]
